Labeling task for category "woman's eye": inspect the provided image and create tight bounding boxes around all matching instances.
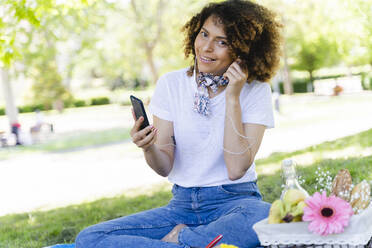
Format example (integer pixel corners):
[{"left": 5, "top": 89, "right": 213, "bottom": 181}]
[
  {"left": 218, "top": 40, "right": 228, "bottom": 46},
  {"left": 201, "top": 31, "right": 208, "bottom": 37}
]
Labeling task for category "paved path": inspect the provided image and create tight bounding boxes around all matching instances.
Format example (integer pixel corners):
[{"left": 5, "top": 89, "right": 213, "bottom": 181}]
[
  {"left": 1, "top": 92, "right": 372, "bottom": 216},
  {"left": 0, "top": 142, "right": 166, "bottom": 216}
]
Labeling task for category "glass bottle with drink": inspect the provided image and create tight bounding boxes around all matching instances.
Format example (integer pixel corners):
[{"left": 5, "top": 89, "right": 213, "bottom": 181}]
[{"left": 280, "top": 158, "right": 309, "bottom": 200}]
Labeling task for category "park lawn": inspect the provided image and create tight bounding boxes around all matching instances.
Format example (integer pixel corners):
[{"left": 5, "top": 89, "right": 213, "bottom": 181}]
[
  {"left": 0, "top": 129, "right": 372, "bottom": 248},
  {"left": 0, "top": 127, "right": 131, "bottom": 160}
]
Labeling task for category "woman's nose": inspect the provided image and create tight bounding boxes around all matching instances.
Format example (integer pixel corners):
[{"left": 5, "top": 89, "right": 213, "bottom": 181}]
[{"left": 202, "top": 40, "right": 213, "bottom": 52}]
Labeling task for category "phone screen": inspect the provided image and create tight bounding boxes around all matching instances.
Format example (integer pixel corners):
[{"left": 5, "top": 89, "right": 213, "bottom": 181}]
[{"left": 130, "top": 95, "right": 150, "bottom": 130}]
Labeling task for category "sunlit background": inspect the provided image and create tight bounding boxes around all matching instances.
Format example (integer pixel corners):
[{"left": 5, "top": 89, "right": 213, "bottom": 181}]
[{"left": 0, "top": 0, "right": 371, "bottom": 246}]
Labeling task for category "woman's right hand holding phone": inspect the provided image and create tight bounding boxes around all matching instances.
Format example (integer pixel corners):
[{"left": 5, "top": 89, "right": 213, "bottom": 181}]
[{"left": 130, "top": 108, "right": 157, "bottom": 152}]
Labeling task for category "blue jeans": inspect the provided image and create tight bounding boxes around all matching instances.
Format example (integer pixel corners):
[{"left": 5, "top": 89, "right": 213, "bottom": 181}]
[{"left": 75, "top": 181, "right": 270, "bottom": 248}]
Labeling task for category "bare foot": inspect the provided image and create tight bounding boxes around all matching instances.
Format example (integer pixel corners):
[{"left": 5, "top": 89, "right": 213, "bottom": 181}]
[{"left": 161, "top": 224, "right": 187, "bottom": 244}]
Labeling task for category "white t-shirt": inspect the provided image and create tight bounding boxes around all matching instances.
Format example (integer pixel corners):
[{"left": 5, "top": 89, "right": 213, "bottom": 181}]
[{"left": 149, "top": 68, "right": 274, "bottom": 187}]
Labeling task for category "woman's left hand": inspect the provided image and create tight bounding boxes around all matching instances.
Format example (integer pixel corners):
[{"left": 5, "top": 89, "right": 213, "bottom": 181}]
[{"left": 224, "top": 59, "right": 248, "bottom": 99}]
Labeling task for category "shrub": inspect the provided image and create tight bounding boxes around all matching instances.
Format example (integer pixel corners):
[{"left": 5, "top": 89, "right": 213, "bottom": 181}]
[
  {"left": 360, "top": 73, "right": 371, "bottom": 90},
  {"left": 279, "top": 79, "right": 309, "bottom": 94},
  {"left": 18, "top": 104, "right": 45, "bottom": 113},
  {"left": 277, "top": 72, "right": 366, "bottom": 94},
  {"left": 90, "top": 97, "right": 110, "bottom": 106},
  {"left": 0, "top": 108, "right": 5, "bottom": 116},
  {"left": 73, "top": 100, "right": 86, "bottom": 107},
  {"left": 63, "top": 97, "right": 75, "bottom": 108},
  {"left": 293, "top": 79, "right": 310, "bottom": 93},
  {"left": 18, "top": 106, "right": 33, "bottom": 113}
]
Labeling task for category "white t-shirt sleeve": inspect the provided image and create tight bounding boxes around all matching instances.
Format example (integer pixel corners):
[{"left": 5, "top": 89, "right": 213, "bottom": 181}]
[
  {"left": 148, "top": 74, "right": 173, "bottom": 121},
  {"left": 241, "top": 82, "right": 275, "bottom": 128}
]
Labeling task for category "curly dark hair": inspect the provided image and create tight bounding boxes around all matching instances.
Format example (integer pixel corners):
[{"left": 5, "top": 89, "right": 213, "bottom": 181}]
[{"left": 182, "top": 0, "right": 283, "bottom": 83}]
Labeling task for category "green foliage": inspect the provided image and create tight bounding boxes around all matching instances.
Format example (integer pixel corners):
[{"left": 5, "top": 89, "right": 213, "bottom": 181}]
[
  {"left": 257, "top": 128, "right": 372, "bottom": 166},
  {"left": 18, "top": 104, "right": 44, "bottom": 113},
  {"left": 277, "top": 73, "right": 365, "bottom": 93},
  {"left": 257, "top": 128, "right": 372, "bottom": 201},
  {"left": 348, "top": 0, "right": 372, "bottom": 66},
  {"left": 361, "top": 73, "right": 370, "bottom": 90},
  {"left": 18, "top": 105, "right": 34, "bottom": 113},
  {"left": 30, "top": 61, "right": 73, "bottom": 110},
  {"left": 20, "top": 1, "right": 106, "bottom": 108},
  {"left": 260, "top": 0, "right": 372, "bottom": 81},
  {"left": 90, "top": 97, "right": 110, "bottom": 106},
  {"left": 88, "top": 0, "right": 213, "bottom": 86},
  {"left": 1, "top": 96, "right": 111, "bottom": 117},
  {"left": 361, "top": 73, "right": 372, "bottom": 91},
  {"left": 73, "top": 99, "right": 87, "bottom": 108},
  {"left": 291, "top": 36, "right": 339, "bottom": 77},
  {"left": 278, "top": 79, "right": 309, "bottom": 94},
  {"left": 0, "top": 0, "right": 40, "bottom": 66},
  {"left": 2, "top": 0, "right": 371, "bottom": 91},
  {"left": 258, "top": 156, "right": 372, "bottom": 203},
  {"left": 0, "top": 0, "right": 93, "bottom": 66}
]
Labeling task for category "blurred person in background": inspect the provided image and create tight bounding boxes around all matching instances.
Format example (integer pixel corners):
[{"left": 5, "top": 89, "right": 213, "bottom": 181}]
[{"left": 30, "top": 109, "right": 53, "bottom": 144}]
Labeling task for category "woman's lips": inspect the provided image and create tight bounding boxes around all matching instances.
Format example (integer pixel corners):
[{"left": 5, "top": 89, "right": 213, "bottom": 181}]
[{"left": 199, "top": 55, "right": 216, "bottom": 64}]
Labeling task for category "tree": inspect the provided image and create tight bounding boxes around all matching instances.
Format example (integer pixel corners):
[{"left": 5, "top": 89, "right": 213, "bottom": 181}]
[
  {"left": 292, "top": 36, "right": 339, "bottom": 86},
  {"left": 0, "top": 0, "right": 94, "bottom": 135},
  {"left": 87, "top": 0, "right": 212, "bottom": 86},
  {"left": 277, "top": 0, "right": 342, "bottom": 89},
  {"left": 349, "top": 0, "right": 372, "bottom": 66},
  {"left": 0, "top": 0, "right": 45, "bottom": 134},
  {"left": 20, "top": 1, "right": 109, "bottom": 109},
  {"left": 129, "top": 0, "right": 167, "bottom": 83}
]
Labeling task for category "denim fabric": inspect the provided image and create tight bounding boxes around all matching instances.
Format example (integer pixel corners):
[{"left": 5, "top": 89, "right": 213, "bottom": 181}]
[{"left": 75, "top": 181, "right": 270, "bottom": 248}]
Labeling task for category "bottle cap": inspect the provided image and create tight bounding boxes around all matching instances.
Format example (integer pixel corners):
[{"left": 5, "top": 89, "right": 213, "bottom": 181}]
[
  {"left": 282, "top": 159, "right": 295, "bottom": 167},
  {"left": 281, "top": 159, "right": 297, "bottom": 178}
]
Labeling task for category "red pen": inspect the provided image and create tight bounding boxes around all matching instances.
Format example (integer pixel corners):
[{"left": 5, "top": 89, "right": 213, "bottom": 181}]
[{"left": 205, "top": 234, "right": 223, "bottom": 248}]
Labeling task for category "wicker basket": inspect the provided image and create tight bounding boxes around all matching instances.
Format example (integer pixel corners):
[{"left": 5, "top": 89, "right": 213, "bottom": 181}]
[
  {"left": 263, "top": 238, "right": 372, "bottom": 248},
  {"left": 253, "top": 204, "right": 372, "bottom": 248}
]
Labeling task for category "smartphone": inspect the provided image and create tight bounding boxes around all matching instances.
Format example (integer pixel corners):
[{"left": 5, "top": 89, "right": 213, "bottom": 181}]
[{"left": 130, "top": 95, "right": 150, "bottom": 130}]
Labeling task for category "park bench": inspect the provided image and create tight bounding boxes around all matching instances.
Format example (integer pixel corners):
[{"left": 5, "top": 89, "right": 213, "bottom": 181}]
[
  {"left": 30, "top": 122, "right": 54, "bottom": 144},
  {"left": 0, "top": 130, "right": 7, "bottom": 147}
]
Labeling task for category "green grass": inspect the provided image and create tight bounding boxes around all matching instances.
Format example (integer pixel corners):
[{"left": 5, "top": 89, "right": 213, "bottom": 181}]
[
  {"left": 0, "top": 127, "right": 131, "bottom": 160},
  {"left": 257, "top": 127, "right": 372, "bottom": 166},
  {"left": 0, "top": 184, "right": 172, "bottom": 248},
  {"left": 258, "top": 155, "right": 372, "bottom": 203},
  {"left": 1, "top": 129, "right": 372, "bottom": 247},
  {"left": 256, "top": 128, "right": 372, "bottom": 202}
]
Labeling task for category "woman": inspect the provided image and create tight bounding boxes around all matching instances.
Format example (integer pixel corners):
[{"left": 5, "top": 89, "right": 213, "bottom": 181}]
[{"left": 76, "top": 0, "right": 282, "bottom": 247}]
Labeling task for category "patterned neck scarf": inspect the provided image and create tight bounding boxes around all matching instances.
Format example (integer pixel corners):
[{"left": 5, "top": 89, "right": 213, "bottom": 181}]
[{"left": 193, "top": 72, "right": 229, "bottom": 116}]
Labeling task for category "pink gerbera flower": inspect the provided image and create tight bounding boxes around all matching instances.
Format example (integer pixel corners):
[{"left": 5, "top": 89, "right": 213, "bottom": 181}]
[{"left": 303, "top": 191, "right": 353, "bottom": 236}]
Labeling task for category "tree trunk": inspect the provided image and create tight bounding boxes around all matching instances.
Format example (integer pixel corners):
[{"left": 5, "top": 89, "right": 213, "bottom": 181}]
[
  {"left": 130, "top": 0, "right": 164, "bottom": 84},
  {"left": 64, "top": 65, "right": 74, "bottom": 90},
  {"left": 283, "top": 39, "right": 293, "bottom": 95},
  {"left": 308, "top": 70, "right": 314, "bottom": 92},
  {"left": 0, "top": 68, "right": 19, "bottom": 128},
  {"left": 144, "top": 44, "right": 159, "bottom": 83}
]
